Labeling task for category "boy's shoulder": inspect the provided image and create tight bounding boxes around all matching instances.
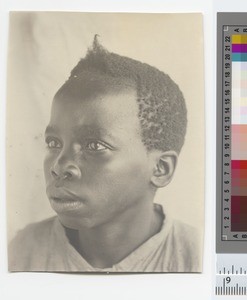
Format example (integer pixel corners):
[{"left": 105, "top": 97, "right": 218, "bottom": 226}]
[
  {"left": 8, "top": 216, "right": 59, "bottom": 271},
  {"left": 165, "top": 218, "right": 202, "bottom": 272},
  {"left": 156, "top": 203, "right": 201, "bottom": 251},
  {"left": 171, "top": 218, "right": 200, "bottom": 243},
  {"left": 10, "top": 216, "right": 58, "bottom": 242}
]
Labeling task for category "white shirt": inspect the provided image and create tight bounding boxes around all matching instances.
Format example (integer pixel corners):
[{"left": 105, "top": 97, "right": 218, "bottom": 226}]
[{"left": 9, "top": 204, "right": 202, "bottom": 272}]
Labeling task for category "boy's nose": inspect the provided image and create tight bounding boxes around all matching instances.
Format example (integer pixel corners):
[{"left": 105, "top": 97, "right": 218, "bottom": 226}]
[{"left": 50, "top": 157, "right": 81, "bottom": 180}]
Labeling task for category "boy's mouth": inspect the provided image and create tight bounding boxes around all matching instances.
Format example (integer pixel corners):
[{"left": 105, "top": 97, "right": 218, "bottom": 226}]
[
  {"left": 47, "top": 187, "right": 85, "bottom": 213},
  {"left": 50, "top": 197, "right": 84, "bottom": 213}
]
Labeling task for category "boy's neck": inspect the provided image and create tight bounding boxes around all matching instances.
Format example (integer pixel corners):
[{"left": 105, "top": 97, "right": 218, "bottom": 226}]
[{"left": 66, "top": 201, "right": 163, "bottom": 269}]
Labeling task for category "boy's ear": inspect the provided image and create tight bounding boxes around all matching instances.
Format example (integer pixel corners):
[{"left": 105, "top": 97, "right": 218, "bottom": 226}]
[{"left": 150, "top": 151, "right": 178, "bottom": 188}]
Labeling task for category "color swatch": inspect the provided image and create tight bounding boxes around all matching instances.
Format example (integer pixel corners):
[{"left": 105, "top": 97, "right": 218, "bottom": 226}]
[{"left": 231, "top": 35, "right": 247, "bottom": 231}]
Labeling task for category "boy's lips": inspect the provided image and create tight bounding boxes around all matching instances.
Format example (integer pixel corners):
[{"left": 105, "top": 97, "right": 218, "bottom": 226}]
[
  {"left": 47, "top": 187, "right": 85, "bottom": 212},
  {"left": 50, "top": 190, "right": 79, "bottom": 200}
]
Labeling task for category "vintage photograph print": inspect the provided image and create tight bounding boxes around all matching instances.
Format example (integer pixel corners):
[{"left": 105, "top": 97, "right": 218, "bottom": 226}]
[{"left": 7, "top": 12, "right": 204, "bottom": 273}]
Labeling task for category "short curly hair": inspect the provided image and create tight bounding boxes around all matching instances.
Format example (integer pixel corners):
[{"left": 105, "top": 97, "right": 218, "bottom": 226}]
[{"left": 55, "top": 35, "right": 187, "bottom": 154}]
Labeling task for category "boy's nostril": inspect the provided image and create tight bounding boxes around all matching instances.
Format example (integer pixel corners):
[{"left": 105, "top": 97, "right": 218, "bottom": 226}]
[
  {"left": 63, "top": 171, "right": 72, "bottom": 179},
  {"left": 65, "top": 166, "right": 81, "bottom": 179},
  {"left": 51, "top": 169, "right": 58, "bottom": 178},
  {"left": 50, "top": 166, "right": 80, "bottom": 180}
]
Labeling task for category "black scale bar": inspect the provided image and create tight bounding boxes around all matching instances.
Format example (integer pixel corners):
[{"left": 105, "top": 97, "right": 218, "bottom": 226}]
[
  {"left": 216, "top": 285, "right": 247, "bottom": 296},
  {"left": 218, "top": 265, "right": 247, "bottom": 274}
]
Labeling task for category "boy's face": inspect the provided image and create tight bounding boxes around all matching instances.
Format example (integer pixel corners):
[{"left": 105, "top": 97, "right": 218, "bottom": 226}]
[{"left": 44, "top": 86, "right": 156, "bottom": 229}]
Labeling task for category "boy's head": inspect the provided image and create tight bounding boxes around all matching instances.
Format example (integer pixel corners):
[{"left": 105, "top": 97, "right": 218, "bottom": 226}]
[
  {"left": 57, "top": 36, "right": 187, "bottom": 154},
  {"left": 44, "top": 36, "right": 187, "bottom": 229}
]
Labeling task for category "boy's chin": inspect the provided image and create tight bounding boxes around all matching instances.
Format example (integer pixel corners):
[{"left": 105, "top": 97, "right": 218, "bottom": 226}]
[{"left": 57, "top": 214, "right": 100, "bottom": 230}]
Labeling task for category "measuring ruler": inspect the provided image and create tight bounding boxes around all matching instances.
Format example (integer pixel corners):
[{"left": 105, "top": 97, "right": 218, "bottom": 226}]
[
  {"left": 215, "top": 254, "right": 247, "bottom": 296},
  {"left": 216, "top": 13, "right": 247, "bottom": 296}
]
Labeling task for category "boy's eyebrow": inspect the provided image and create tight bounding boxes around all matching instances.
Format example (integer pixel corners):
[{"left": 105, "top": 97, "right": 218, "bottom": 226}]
[
  {"left": 73, "top": 125, "right": 116, "bottom": 141},
  {"left": 45, "top": 124, "right": 118, "bottom": 142}
]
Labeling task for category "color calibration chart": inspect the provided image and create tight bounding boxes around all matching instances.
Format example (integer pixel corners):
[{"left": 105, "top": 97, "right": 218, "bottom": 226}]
[
  {"left": 232, "top": 34, "right": 247, "bottom": 233},
  {"left": 216, "top": 13, "right": 247, "bottom": 297}
]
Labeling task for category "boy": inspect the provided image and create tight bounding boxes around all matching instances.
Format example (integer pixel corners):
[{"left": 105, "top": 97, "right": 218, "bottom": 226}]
[{"left": 9, "top": 36, "right": 201, "bottom": 272}]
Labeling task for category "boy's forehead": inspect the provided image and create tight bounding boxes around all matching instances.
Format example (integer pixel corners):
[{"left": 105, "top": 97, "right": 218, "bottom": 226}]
[
  {"left": 45, "top": 122, "right": 118, "bottom": 142},
  {"left": 54, "top": 71, "right": 137, "bottom": 102},
  {"left": 49, "top": 86, "right": 141, "bottom": 135},
  {"left": 52, "top": 82, "right": 138, "bottom": 110}
]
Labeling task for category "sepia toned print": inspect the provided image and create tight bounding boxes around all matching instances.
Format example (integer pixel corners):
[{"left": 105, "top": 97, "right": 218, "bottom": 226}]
[{"left": 7, "top": 12, "right": 204, "bottom": 272}]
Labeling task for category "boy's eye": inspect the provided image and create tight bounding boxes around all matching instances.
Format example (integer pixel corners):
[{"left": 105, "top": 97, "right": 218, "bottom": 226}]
[
  {"left": 86, "top": 141, "right": 108, "bottom": 151},
  {"left": 46, "top": 138, "right": 62, "bottom": 149}
]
